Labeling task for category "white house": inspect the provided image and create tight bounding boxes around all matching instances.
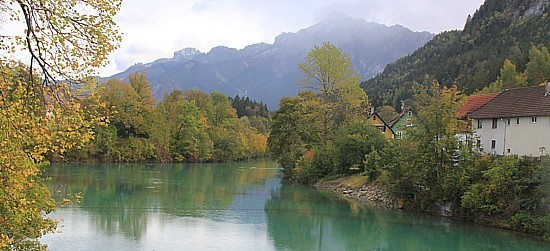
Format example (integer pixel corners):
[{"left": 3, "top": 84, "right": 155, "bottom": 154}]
[{"left": 470, "top": 82, "right": 550, "bottom": 156}]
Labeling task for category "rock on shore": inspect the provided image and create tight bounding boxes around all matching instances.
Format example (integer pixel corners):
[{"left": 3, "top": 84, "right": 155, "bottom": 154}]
[{"left": 314, "top": 177, "right": 398, "bottom": 209}]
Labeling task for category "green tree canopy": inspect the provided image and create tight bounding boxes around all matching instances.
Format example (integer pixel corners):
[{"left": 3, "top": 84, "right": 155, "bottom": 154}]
[
  {"left": 499, "top": 59, "right": 523, "bottom": 89},
  {"left": 525, "top": 46, "right": 550, "bottom": 85},
  {"left": 268, "top": 91, "right": 322, "bottom": 175}
]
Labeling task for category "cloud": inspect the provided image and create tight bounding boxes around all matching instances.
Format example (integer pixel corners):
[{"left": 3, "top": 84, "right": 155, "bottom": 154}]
[
  {"left": 191, "top": 0, "right": 215, "bottom": 12},
  {"left": 319, "top": 0, "right": 483, "bottom": 32},
  {"left": 98, "top": 0, "right": 484, "bottom": 77}
]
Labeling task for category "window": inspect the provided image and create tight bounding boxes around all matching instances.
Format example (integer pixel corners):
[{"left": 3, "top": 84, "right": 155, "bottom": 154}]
[
  {"left": 491, "top": 140, "right": 496, "bottom": 149},
  {"left": 531, "top": 116, "right": 537, "bottom": 123},
  {"left": 516, "top": 117, "right": 520, "bottom": 125},
  {"left": 396, "top": 131, "right": 403, "bottom": 139},
  {"left": 507, "top": 118, "right": 510, "bottom": 125},
  {"left": 492, "top": 118, "right": 498, "bottom": 129},
  {"left": 477, "top": 119, "right": 483, "bottom": 129},
  {"left": 407, "top": 111, "right": 413, "bottom": 117},
  {"left": 406, "top": 119, "right": 412, "bottom": 126},
  {"left": 476, "top": 139, "right": 481, "bottom": 147},
  {"left": 507, "top": 149, "right": 511, "bottom": 154}
]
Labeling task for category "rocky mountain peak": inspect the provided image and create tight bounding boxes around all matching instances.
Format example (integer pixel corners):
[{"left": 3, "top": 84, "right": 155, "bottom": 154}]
[{"left": 173, "top": 47, "right": 202, "bottom": 60}]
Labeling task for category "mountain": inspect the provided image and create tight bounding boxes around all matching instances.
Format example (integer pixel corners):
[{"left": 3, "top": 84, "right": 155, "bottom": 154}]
[
  {"left": 361, "top": 0, "right": 550, "bottom": 108},
  {"left": 108, "top": 14, "right": 433, "bottom": 109}
]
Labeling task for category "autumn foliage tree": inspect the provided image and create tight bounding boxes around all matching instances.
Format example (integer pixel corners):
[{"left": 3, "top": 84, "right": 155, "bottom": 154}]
[
  {"left": 0, "top": 0, "right": 121, "bottom": 249},
  {"left": 269, "top": 42, "right": 373, "bottom": 182},
  {"left": 298, "top": 42, "right": 368, "bottom": 144}
]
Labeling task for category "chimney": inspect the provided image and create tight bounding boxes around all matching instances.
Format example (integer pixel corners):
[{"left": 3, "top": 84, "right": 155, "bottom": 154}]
[
  {"left": 546, "top": 80, "right": 550, "bottom": 97},
  {"left": 370, "top": 107, "right": 375, "bottom": 115}
]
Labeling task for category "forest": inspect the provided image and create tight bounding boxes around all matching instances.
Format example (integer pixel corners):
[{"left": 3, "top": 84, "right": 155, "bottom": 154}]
[
  {"left": 362, "top": 0, "right": 550, "bottom": 108},
  {"left": 56, "top": 73, "right": 271, "bottom": 163}
]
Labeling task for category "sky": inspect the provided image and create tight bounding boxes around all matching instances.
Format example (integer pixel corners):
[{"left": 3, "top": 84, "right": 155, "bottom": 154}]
[{"left": 60, "top": 0, "right": 491, "bottom": 76}]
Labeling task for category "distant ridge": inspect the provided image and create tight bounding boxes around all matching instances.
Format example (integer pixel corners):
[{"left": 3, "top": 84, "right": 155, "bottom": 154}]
[{"left": 108, "top": 14, "right": 434, "bottom": 108}]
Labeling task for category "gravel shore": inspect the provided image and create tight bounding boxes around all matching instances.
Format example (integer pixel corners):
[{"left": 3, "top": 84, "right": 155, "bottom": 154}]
[{"left": 314, "top": 177, "right": 400, "bottom": 209}]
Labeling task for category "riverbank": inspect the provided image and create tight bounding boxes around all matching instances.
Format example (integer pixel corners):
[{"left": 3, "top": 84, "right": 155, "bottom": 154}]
[
  {"left": 315, "top": 174, "right": 549, "bottom": 242},
  {"left": 314, "top": 175, "right": 398, "bottom": 209}
]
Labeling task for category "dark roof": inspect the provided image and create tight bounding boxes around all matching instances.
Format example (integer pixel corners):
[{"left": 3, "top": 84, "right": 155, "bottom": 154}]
[
  {"left": 456, "top": 93, "right": 498, "bottom": 119},
  {"left": 470, "top": 85, "right": 550, "bottom": 118}
]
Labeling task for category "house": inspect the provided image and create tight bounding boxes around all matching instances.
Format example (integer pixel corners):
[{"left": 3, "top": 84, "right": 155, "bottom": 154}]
[
  {"left": 456, "top": 93, "right": 499, "bottom": 120},
  {"left": 470, "top": 83, "right": 550, "bottom": 156},
  {"left": 455, "top": 93, "right": 499, "bottom": 144},
  {"left": 367, "top": 109, "right": 395, "bottom": 139},
  {"left": 389, "top": 107, "right": 415, "bottom": 139}
]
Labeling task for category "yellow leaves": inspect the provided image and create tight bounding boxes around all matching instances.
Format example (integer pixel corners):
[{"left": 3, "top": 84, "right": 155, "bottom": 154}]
[
  {"left": 0, "top": 64, "right": 99, "bottom": 247},
  {"left": 2, "top": 0, "right": 122, "bottom": 85}
]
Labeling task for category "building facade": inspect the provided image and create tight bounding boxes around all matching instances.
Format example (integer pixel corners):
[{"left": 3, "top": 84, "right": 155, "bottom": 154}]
[
  {"left": 367, "top": 111, "right": 395, "bottom": 139},
  {"left": 389, "top": 107, "right": 414, "bottom": 139},
  {"left": 470, "top": 84, "right": 550, "bottom": 156},
  {"left": 455, "top": 93, "right": 498, "bottom": 145}
]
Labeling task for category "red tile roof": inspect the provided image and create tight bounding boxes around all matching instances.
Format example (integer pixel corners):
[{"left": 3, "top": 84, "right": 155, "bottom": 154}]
[
  {"left": 456, "top": 93, "right": 498, "bottom": 118},
  {"left": 470, "top": 85, "right": 550, "bottom": 119}
]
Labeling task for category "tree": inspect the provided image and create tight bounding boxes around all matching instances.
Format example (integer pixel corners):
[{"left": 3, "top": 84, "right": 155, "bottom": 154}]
[
  {"left": 0, "top": 0, "right": 121, "bottom": 249},
  {"left": 0, "top": 64, "right": 97, "bottom": 250},
  {"left": 268, "top": 91, "right": 322, "bottom": 177},
  {"left": 412, "top": 81, "right": 464, "bottom": 200},
  {"left": 100, "top": 79, "right": 148, "bottom": 138},
  {"left": 210, "top": 91, "right": 237, "bottom": 127},
  {"left": 525, "top": 46, "right": 550, "bottom": 86},
  {"left": 128, "top": 72, "right": 156, "bottom": 138},
  {"left": 377, "top": 105, "right": 399, "bottom": 122},
  {"left": 129, "top": 72, "right": 156, "bottom": 112},
  {"left": 298, "top": 42, "right": 368, "bottom": 143},
  {"left": 184, "top": 89, "right": 215, "bottom": 120},
  {"left": 1, "top": 0, "right": 121, "bottom": 84},
  {"left": 379, "top": 80, "right": 466, "bottom": 209},
  {"left": 498, "top": 59, "right": 523, "bottom": 89},
  {"left": 335, "top": 120, "right": 388, "bottom": 174},
  {"left": 462, "top": 156, "right": 543, "bottom": 232},
  {"left": 269, "top": 43, "right": 371, "bottom": 182},
  {"left": 157, "top": 90, "right": 214, "bottom": 162},
  {"left": 171, "top": 100, "right": 203, "bottom": 161}
]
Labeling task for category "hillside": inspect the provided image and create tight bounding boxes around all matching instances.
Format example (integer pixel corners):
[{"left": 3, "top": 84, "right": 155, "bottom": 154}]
[
  {"left": 362, "top": 0, "right": 550, "bottom": 108},
  {"left": 108, "top": 14, "right": 433, "bottom": 109}
]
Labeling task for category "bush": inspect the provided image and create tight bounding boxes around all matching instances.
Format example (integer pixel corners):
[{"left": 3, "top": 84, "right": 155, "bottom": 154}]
[
  {"left": 510, "top": 211, "right": 550, "bottom": 239},
  {"left": 335, "top": 121, "right": 388, "bottom": 174}
]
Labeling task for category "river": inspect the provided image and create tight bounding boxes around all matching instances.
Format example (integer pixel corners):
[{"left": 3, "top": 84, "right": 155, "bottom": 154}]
[{"left": 40, "top": 159, "right": 548, "bottom": 250}]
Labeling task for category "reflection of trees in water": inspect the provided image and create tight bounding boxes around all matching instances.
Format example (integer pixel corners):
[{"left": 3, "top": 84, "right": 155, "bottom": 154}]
[
  {"left": 45, "top": 159, "right": 278, "bottom": 240},
  {"left": 264, "top": 184, "right": 549, "bottom": 250},
  {"left": 264, "top": 183, "right": 381, "bottom": 250},
  {"left": 46, "top": 161, "right": 548, "bottom": 249}
]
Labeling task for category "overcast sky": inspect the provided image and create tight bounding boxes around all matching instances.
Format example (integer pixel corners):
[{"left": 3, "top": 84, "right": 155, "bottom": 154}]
[{"left": 97, "top": 0, "right": 485, "bottom": 77}]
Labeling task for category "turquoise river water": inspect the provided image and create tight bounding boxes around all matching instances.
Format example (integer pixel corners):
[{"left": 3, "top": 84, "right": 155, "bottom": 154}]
[{"left": 40, "top": 159, "right": 549, "bottom": 250}]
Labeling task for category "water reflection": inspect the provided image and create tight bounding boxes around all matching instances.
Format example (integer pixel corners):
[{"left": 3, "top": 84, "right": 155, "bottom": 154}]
[
  {"left": 264, "top": 182, "right": 549, "bottom": 251},
  {"left": 42, "top": 160, "right": 549, "bottom": 250},
  {"left": 46, "top": 160, "right": 279, "bottom": 240}
]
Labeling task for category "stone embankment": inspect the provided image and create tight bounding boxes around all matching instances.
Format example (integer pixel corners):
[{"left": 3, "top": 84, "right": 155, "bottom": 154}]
[{"left": 315, "top": 177, "right": 398, "bottom": 209}]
